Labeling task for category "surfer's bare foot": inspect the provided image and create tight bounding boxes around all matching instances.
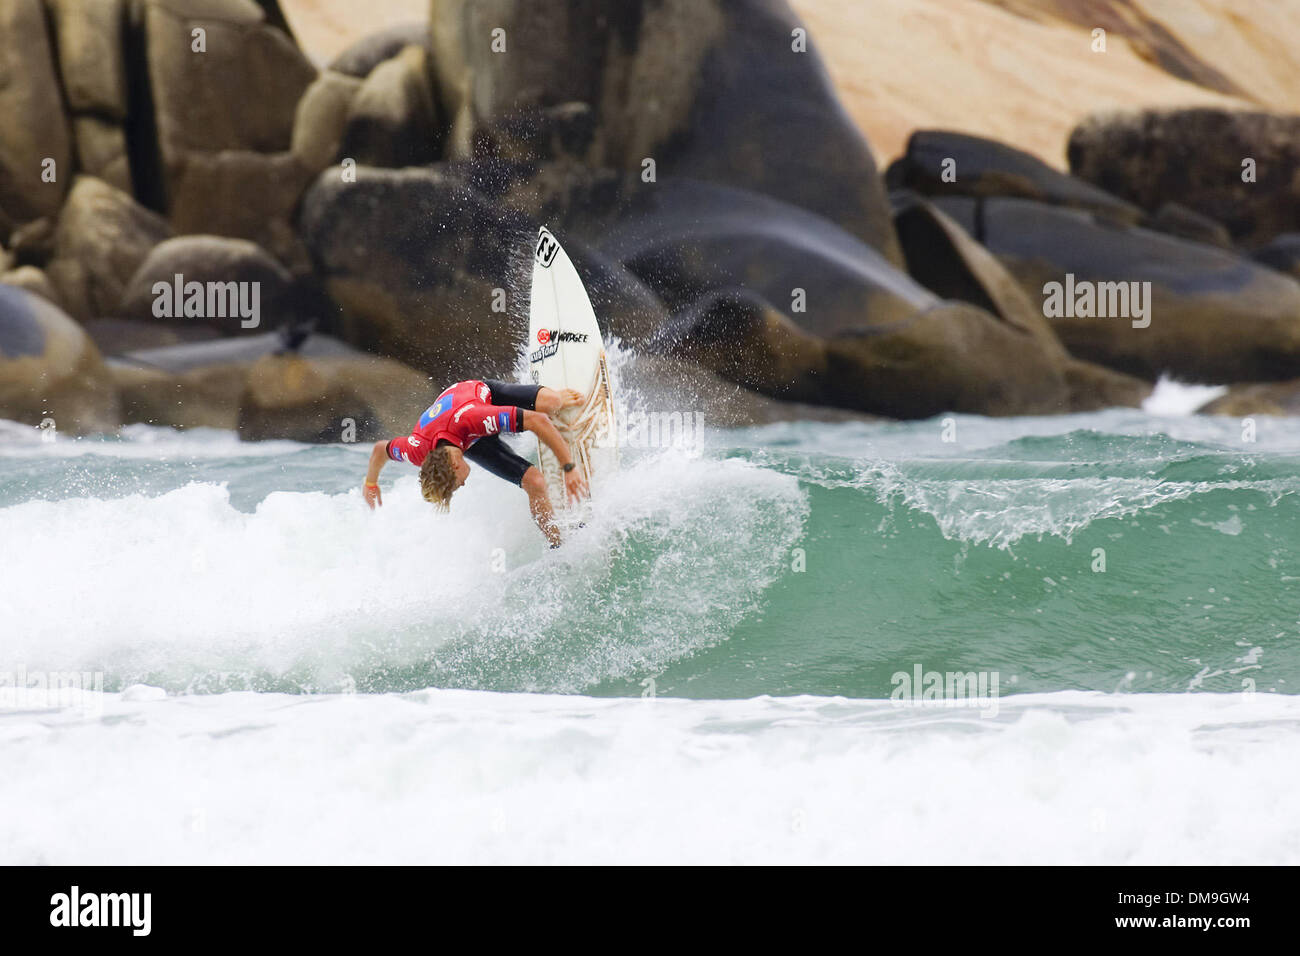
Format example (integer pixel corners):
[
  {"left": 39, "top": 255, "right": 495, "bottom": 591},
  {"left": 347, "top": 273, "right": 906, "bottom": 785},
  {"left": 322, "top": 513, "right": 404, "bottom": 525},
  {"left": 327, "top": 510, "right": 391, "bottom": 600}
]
[{"left": 558, "top": 388, "right": 584, "bottom": 408}]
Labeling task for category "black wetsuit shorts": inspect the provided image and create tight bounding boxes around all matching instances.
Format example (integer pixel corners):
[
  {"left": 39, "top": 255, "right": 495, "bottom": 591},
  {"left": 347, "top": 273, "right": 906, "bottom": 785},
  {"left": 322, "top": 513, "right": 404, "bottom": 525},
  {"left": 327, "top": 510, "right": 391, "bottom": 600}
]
[{"left": 462, "top": 379, "right": 542, "bottom": 486}]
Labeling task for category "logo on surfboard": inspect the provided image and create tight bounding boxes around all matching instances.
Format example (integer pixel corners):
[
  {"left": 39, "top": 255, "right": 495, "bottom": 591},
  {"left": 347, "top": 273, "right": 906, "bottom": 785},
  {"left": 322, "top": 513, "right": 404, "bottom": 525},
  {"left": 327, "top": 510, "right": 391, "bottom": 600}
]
[
  {"left": 535, "top": 229, "right": 560, "bottom": 268},
  {"left": 529, "top": 330, "right": 590, "bottom": 363}
]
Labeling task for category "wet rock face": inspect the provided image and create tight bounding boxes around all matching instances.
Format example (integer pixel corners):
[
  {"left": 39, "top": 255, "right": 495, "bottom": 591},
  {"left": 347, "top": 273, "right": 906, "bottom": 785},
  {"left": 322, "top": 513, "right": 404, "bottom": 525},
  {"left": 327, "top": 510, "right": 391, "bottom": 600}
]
[
  {"left": 118, "top": 235, "right": 293, "bottom": 335},
  {"left": 0, "top": 284, "right": 120, "bottom": 434},
  {"left": 1068, "top": 109, "right": 1300, "bottom": 249},
  {"left": 429, "top": 0, "right": 904, "bottom": 265},
  {"left": 44, "top": 176, "right": 173, "bottom": 324},
  {"left": 945, "top": 196, "right": 1300, "bottom": 384},
  {"left": 0, "top": 0, "right": 74, "bottom": 224},
  {"left": 887, "top": 130, "right": 1143, "bottom": 225}
]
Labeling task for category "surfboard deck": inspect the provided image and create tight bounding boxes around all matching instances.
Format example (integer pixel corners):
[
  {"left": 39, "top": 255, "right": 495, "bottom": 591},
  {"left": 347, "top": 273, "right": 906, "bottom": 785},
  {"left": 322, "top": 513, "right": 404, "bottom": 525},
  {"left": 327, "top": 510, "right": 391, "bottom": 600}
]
[{"left": 527, "top": 227, "right": 618, "bottom": 508}]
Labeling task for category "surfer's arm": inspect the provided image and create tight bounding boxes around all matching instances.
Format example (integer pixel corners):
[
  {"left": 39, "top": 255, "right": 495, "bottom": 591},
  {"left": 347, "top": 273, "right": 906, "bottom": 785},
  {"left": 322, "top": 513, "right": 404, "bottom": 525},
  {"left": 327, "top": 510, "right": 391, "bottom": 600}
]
[
  {"left": 521, "top": 409, "right": 588, "bottom": 502},
  {"left": 363, "top": 440, "right": 389, "bottom": 509}
]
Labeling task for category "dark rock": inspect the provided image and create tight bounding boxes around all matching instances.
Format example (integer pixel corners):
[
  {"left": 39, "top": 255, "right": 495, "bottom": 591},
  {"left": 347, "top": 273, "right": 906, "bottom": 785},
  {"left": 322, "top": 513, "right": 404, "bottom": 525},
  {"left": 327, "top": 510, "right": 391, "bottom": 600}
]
[
  {"left": 429, "top": 0, "right": 904, "bottom": 265},
  {"left": 1068, "top": 109, "right": 1300, "bottom": 248},
  {"left": 951, "top": 196, "right": 1300, "bottom": 383},
  {"left": 1149, "top": 202, "right": 1231, "bottom": 249},
  {"left": 1251, "top": 233, "right": 1300, "bottom": 281},
  {"left": 1, "top": 266, "right": 61, "bottom": 306},
  {"left": 0, "top": 284, "right": 120, "bottom": 433},
  {"left": 886, "top": 130, "right": 1142, "bottom": 224}
]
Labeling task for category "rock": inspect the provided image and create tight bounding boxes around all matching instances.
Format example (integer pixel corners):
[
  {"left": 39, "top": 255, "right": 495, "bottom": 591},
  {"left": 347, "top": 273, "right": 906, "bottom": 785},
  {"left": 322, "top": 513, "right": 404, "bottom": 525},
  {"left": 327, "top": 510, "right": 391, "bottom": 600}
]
[
  {"left": 298, "top": 165, "right": 528, "bottom": 375},
  {"left": 886, "top": 130, "right": 1142, "bottom": 224},
  {"left": 891, "top": 190, "right": 1065, "bottom": 357},
  {"left": 291, "top": 70, "right": 363, "bottom": 172},
  {"left": 7, "top": 217, "right": 57, "bottom": 268},
  {"left": 84, "top": 318, "right": 220, "bottom": 355},
  {"left": 1251, "top": 234, "right": 1300, "bottom": 282},
  {"left": 0, "top": 0, "right": 74, "bottom": 223},
  {"left": 1068, "top": 109, "right": 1300, "bottom": 248},
  {"left": 538, "top": 174, "right": 926, "bottom": 337},
  {"left": 339, "top": 45, "right": 441, "bottom": 168},
  {"left": 110, "top": 362, "right": 248, "bottom": 429},
  {"left": 429, "top": 0, "right": 904, "bottom": 264},
  {"left": 0, "top": 266, "right": 61, "bottom": 306},
  {"left": 1198, "top": 381, "right": 1300, "bottom": 417},
  {"left": 823, "top": 300, "right": 1073, "bottom": 418},
  {"left": 1062, "top": 358, "right": 1151, "bottom": 412},
  {"left": 48, "top": 0, "right": 129, "bottom": 118},
  {"left": 0, "top": 284, "right": 120, "bottom": 433},
  {"left": 118, "top": 235, "right": 292, "bottom": 334},
  {"left": 658, "top": 287, "right": 1076, "bottom": 418},
  {"left": 71, "top": 116, "right": 133, "bottom": 195},
  {"left": 167, "top": 150, "right": 314, "bottom": 272},
  {"left": 948, "top": 196, "right": 1300, "bottom": 383},
  {"left": 1149, "top": 202, "right": 1232, "bottom": 249},
  {"left": 657, "top": 289, "right": 829, "bottom": 403},
  {"left": 143, "top": 0, "right": 316, "bottom": 207},
  {"left": 328, "top": 21, "right": 429, "bottom": 78},
  {"left": 237, "top": 352, "right": 435, "bottom": 442},
  {"left": 44, "top": 176, "right": 172, "bottom": 322}
]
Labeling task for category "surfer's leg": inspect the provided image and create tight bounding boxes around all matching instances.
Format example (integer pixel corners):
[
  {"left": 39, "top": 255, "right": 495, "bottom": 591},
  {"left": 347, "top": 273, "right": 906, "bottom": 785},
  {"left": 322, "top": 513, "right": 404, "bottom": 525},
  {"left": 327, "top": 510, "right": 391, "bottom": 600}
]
[
  {"left": 464, "top": 437, "right": 561, "bottom": 545},
  {"left": 483, "top": 380, "right": 541, "bottom": 410}
]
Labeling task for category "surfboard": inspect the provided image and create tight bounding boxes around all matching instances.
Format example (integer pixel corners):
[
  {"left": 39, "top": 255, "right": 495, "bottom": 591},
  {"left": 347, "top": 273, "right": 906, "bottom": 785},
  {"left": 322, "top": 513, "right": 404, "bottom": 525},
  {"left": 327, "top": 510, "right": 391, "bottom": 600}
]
[{"left": 527, "top": 227, "right": 618, "bottom": 507}]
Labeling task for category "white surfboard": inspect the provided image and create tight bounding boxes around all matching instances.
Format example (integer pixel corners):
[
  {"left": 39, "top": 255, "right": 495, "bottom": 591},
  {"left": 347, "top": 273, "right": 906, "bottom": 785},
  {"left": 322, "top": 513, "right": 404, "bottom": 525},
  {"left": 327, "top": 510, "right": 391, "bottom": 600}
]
[{"left": 527, "top": 227, "right": 618, "bottom": 507}]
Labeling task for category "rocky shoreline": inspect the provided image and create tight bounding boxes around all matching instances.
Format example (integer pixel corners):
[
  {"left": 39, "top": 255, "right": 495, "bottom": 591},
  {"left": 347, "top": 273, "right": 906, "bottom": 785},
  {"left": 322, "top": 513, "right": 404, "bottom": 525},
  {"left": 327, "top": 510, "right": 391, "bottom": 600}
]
[{"left": 3, "top": 0, "right": 1300, "bottom": 439}]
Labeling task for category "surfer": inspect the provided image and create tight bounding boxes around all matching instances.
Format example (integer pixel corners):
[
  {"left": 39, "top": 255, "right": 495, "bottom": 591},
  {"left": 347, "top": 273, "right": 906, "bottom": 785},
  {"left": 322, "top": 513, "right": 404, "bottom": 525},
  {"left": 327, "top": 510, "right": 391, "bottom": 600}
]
[{"left": 362, "top": 379, "right": 588, "bottom": 546}]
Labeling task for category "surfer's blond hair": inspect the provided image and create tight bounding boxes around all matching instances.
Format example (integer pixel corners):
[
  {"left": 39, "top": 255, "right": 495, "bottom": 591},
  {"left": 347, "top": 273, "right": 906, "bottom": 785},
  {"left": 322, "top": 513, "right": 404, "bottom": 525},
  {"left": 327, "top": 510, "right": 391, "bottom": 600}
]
[{"left": 419, "top": 446, "right": 458, "bottom": 511}]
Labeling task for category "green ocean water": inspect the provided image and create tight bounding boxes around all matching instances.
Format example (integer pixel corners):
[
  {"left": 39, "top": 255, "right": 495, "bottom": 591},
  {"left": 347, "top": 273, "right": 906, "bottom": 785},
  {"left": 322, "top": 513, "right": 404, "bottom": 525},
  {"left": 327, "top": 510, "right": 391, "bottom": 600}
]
[{"left": 1, "top": 405, "right": 1297, "bottom": 700}]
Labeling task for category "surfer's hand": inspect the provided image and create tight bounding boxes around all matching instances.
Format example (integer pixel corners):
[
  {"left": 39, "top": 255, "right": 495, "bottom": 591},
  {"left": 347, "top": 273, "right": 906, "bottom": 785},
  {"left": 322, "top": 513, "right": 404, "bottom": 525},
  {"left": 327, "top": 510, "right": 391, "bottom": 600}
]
[
  {"left": 363, "top": 482, "right": 382, "bottom": 509},
  {"left": 564, "top": 468, "right": 588, "bottom": 503}
]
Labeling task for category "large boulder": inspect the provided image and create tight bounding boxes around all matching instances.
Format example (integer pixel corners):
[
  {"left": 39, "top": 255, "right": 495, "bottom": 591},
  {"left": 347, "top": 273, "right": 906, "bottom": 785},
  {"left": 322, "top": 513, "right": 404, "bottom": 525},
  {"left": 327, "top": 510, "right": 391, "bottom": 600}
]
[
  {"left": 49, "top": 0, "right": 129, "bottom": 118},
  {"left": 237, "top": 352, "right": 436, "bottom": 442},
  {"left": 1068, "top": 109, "right": 1300, "bottom": 249},
  {"left": 291, "top": 71, "right": 363, "bottom": 172},
  {"left": 71, "top": 116, "right": 133, "bottom": 195},
  {"left": 0, "top": 284, "right": 120, "bottom": 433},
  {"left": 886, "top": 130, "right": 1142, "bottom": 225},
  {"left": 44, "top": 176, "right": 172, "bottom": 322},
  {"left": 117, "top": 235, "right": 293, "bottom": 334},
  {"left": 338, "top": 44, "right": 442, "bottom": 168},
  {"left": 935, "top": 196, "right": 1300, "bottom": 383},
  {"left": 167, "top": 150, "right": 314, "bottom": 271},
  {"left": 328, "top": 21, "right": 430, "bottom": 78},
  {"left": 429, "top": 0, "right": 904, "bottom": 265},
  {"left": 525, "top": 173, "right": 926, "bottom": 336},
  {"left": 0, "top": 0, "right": 74, "bottom": 224},
  {"left": 1198, "top": 380, "right": 1300, "bottom": 417},
  {"left": 658, "top": 288, "right": 1079, "bottom": 419},
  {"left": 299, "top": 165, "right": 670, "bottom": 378},
  {"left": 111, "top": 362, "right": 248, "bottom": 429},
  {"left": 142, "top": 0, "right": 316, "bottom": 209}
]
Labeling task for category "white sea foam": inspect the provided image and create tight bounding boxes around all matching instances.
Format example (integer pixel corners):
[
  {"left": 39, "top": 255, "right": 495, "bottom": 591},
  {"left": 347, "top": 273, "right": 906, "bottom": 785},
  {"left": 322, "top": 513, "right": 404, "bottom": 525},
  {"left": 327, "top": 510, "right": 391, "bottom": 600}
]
[
  {"left": 1, "top": 687, "right": 1295, "bottom": 864},
  {"left": 0, "top": 448, "right": 805, "bottom": 692}
]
